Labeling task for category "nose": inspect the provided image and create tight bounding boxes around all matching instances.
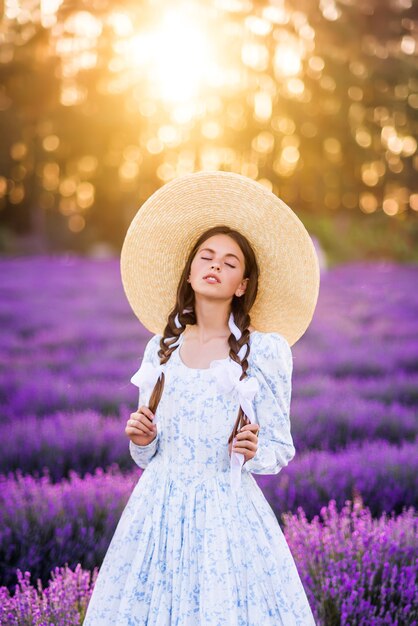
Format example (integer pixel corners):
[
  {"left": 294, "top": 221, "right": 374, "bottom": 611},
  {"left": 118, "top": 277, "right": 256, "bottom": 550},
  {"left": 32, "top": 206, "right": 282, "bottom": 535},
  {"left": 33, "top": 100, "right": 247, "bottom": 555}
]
[{"left": 211, "top": 262, "right": 220, "bottom": 270}]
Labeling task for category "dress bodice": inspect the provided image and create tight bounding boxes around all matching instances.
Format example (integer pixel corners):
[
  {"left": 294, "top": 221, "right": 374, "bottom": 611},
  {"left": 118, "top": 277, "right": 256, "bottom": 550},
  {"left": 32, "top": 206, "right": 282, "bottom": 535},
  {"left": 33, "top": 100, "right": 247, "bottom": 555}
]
[{"left": 130, "top": 331, "right": 296, "bottom": 490}]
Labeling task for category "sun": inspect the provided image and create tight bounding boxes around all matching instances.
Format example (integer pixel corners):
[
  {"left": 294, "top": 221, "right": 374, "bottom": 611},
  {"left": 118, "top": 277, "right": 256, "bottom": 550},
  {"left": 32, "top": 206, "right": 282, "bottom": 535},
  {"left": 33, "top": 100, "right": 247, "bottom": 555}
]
[{"left": 127, "top": 8, "right": 214, "bottom": 104}]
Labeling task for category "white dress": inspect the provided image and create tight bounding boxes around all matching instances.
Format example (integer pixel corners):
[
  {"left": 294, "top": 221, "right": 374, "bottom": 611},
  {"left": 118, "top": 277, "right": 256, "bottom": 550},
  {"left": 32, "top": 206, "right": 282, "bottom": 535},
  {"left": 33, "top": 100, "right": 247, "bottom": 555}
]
[{"left": 83, "top": 330, "right": 316, "bottom": 626}]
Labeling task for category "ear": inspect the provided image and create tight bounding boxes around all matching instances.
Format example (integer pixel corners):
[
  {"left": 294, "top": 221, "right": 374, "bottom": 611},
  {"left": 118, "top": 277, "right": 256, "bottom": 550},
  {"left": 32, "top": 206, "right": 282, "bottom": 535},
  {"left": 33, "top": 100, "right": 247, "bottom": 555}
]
[{"left": 236, "top": 277, "right": 249, "bottom": 297}]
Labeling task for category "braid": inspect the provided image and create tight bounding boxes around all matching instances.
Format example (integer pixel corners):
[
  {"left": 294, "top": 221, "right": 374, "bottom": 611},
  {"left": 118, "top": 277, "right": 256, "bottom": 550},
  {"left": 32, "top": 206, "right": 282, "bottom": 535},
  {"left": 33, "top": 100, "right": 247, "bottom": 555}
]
[
  {"left": 146, "top": 307, "right": 193, "bottom": 414},
  {"left": 226, "top": 308, "right": 253, "bottom": 445}
]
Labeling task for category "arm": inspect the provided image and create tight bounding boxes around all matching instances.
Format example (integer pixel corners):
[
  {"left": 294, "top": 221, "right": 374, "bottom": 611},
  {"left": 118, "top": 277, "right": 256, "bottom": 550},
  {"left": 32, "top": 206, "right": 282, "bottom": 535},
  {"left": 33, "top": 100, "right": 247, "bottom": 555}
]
[
  {"left": 129, "top": 334, "right": 161, "bottom": 469},
  {"left": 242, "top": 333, "right": 296, "bottom": 475},
  {"left": 129, "top": 436, "right": 159, "bottom": 470}
]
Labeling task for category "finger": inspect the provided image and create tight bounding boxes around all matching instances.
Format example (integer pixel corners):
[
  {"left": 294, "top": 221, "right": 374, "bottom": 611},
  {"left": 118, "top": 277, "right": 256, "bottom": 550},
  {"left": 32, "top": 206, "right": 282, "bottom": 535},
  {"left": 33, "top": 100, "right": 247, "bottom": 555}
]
[
  {"left": 136, "top": 408, "right": 156, "bottom": 428},
  {"left": 236, "top": 431, "right": 258, "bottom": 443},
  {"left": 240, "top": 423, "right": 260, "bottom": 433},
  {"left": 233, "top": 440, "right": 257, "bottom": 452},
  {"left": 236, "top": 428, "right": 257, "bottom": 436},
  {"left": 139, "top": 423, "right": 155, "bottom": 437},
  {"left": 138, "top": 406, "right": 155, "bottom": 420},
  {"left": 128, "top": 423, "right": 155, "bottom": 438},
  {"left": 140, "top": 414, "right": 156, "bottom": 430},
  {"left": 128, "top": 417, "right": 155, "bottom": 436},
  {"left": 232, "top": 447, "right": 256, "bottom": 461}
]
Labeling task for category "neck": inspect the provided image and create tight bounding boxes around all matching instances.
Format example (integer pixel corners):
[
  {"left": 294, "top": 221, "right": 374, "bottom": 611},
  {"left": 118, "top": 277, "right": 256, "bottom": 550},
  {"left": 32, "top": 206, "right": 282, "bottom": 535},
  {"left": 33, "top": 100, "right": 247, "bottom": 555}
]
[{"left": 188, "top": 300, "right": 231, "bottom": 341}]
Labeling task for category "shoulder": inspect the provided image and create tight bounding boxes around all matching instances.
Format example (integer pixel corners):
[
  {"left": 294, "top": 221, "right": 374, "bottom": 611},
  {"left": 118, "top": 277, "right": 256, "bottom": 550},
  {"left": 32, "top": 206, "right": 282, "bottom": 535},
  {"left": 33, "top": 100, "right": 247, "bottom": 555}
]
[
  {"left": 144, "top": 333, "right": 161, "bottom": 349},
  {"left": 142, "top": 333, "right": 162, "bottom": 362},
  {"left": 249, "top": 331, "right": 293, "bottom": 373},
  {"left": 250, "top": 330, "right": 291, "bottom": 353}
]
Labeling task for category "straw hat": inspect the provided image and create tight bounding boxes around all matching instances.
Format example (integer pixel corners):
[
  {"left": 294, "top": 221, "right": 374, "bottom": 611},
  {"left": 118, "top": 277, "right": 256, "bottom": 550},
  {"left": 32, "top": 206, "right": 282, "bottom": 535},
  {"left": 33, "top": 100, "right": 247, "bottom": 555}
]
[{"left": 120, "top": 170, "right": 320, "bottom": 346}]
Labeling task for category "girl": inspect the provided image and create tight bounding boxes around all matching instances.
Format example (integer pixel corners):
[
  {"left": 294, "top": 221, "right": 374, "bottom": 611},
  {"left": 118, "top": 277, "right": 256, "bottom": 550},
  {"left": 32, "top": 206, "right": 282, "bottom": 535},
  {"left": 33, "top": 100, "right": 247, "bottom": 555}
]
[{"left": 83, "top": 171, "right": 319, "bottom": 625}]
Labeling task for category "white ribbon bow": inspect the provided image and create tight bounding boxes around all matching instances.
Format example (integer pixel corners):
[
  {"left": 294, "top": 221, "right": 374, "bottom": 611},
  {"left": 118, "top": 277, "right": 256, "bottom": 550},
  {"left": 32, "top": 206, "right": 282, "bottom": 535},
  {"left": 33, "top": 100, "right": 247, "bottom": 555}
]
[
  {"left": 210, "top": 359, "right": 260, "bottom": 493},
  {"left": 130, "top": 361, "right": 166, "bottom": 425}
]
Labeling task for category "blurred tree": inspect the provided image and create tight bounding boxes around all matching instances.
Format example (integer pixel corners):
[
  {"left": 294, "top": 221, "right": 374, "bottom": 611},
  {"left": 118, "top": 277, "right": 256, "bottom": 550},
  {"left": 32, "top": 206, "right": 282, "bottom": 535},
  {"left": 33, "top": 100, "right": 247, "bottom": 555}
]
[{"left": 0, "top": 0, "right": 417, "bottom": 254}]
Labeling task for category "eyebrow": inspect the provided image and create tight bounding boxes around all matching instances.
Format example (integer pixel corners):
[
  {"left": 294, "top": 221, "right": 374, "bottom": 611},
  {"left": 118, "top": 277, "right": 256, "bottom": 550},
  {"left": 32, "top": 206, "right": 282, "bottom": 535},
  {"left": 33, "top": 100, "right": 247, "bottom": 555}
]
[{"left": 199, "top": 247, "right": 241, "bottom": 263}]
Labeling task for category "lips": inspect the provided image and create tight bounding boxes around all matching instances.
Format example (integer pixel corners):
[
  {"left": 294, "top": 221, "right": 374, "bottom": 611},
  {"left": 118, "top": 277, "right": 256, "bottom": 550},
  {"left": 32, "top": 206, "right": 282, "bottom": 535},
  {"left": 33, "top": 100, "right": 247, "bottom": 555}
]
[{"left": 203, "top": 273, "right": 221, "bottom": 283}]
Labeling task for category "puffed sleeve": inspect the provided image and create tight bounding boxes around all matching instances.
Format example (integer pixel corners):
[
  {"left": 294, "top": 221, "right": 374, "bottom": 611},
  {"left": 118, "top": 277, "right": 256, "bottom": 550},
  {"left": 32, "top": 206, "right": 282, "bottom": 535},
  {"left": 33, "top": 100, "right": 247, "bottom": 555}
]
[
  {"left": 129, "top": 334, "right": 161, "bottom": 469},
  {"left": 242, "top": 332, "right": 296, "bottom": 475}
]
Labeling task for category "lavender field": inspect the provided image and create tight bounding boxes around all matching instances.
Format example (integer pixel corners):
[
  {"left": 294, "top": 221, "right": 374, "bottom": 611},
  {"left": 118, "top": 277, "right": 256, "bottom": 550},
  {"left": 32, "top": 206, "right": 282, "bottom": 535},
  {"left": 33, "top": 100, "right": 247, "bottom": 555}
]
[{"left": 0, "top": 256, "right": 417, "bottom": 625}]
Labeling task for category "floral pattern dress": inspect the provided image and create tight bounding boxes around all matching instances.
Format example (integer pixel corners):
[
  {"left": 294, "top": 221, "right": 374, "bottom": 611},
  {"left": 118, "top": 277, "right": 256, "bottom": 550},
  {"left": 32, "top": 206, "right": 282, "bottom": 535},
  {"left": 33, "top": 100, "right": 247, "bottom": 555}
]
[{"left": 83, "top": 330, "right": 316, "bottom": 626}]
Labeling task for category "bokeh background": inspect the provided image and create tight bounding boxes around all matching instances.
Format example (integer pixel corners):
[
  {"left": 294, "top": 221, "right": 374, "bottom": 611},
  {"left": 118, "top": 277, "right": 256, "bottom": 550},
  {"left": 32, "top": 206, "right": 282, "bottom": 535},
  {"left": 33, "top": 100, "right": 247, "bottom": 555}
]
[
  {"left": 1, "top": 0, "right": 418, "bottom": 261},
  {"left": 0, "top": 0, "right": 417, "bottom": 624}
]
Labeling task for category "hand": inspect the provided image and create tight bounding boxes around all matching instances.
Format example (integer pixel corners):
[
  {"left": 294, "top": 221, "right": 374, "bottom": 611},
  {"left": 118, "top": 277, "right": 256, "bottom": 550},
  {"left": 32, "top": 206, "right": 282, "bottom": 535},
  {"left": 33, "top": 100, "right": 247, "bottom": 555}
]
[
  {"left": 125, "top": 405, "right": 157, "bottom": 446},
  {"left": 228, "top": 423, "right": 260, "bottom": 464}
]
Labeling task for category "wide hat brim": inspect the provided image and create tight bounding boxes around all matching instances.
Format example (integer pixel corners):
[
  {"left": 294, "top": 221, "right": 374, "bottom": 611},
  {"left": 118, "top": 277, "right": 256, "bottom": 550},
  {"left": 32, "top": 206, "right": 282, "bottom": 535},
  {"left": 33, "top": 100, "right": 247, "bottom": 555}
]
[{"left": 120, "top": 170, "right": 320, "bottom": 346}]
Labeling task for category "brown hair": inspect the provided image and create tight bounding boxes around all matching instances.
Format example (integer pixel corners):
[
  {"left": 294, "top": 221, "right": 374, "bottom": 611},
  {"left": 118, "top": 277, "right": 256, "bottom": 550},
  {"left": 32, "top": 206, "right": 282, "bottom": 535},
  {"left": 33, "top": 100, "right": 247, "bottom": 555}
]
[{"left": 147, "top": 225, "right": 260, "bottom": 445}]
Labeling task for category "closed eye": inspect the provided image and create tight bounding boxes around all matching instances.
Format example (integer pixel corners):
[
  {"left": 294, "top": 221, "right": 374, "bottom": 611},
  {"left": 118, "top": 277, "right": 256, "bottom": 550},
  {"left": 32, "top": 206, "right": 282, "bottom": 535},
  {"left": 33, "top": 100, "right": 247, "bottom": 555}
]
[{"left": 201, "top": 256, "right": 236, "bottom": 268}]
